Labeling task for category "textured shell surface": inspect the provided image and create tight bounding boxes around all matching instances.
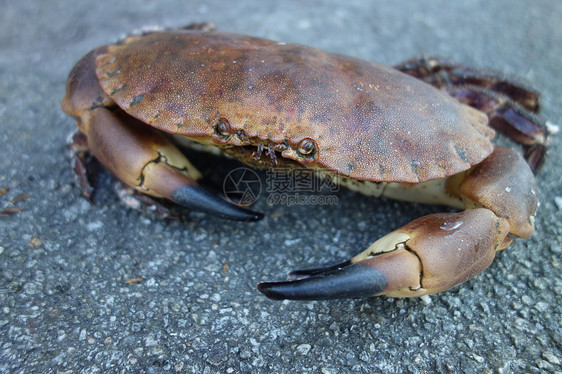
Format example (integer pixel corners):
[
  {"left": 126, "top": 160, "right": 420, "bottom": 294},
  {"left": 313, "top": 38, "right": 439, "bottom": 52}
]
[{"left": 96, "top": 31, "right": 494, "bottom": 183}]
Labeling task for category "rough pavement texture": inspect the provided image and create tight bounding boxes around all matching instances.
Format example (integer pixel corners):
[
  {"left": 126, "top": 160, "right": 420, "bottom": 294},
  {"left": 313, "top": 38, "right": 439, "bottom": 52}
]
[{"left": 1, "top": 1, "right": 561, "bottom": 373}]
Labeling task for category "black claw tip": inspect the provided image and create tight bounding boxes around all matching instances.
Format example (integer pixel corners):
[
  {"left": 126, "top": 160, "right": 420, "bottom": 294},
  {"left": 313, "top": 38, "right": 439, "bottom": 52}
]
[
  {"left": 257, "top": 282, "right": 289, "bottom": 301},
  {"left": 258, "top": 263, "right": 388, "bottom": 301},
  {"left": 287, "top": 260, "right": 353, "bottom": 281},
  {"left": 172, "top": 186, "right": 263, "bottom": 221}
]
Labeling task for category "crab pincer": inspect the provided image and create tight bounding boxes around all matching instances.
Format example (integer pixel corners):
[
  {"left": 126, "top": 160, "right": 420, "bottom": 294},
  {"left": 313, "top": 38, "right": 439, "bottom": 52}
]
[
  {"left": 61, "top": 47, "right": 262, "bottom": 221},
  {"left": 259, "top": 147, "right": 538, "bottom": 300},
  {"left": 259, "top": 209, "right": 510, "bottom": 300}
]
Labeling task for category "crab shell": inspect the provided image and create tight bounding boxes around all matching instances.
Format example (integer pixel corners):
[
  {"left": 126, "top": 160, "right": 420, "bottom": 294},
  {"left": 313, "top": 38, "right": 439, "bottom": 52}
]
[{"left": 94, "top": 31, "right": 493, "bottom": 183}]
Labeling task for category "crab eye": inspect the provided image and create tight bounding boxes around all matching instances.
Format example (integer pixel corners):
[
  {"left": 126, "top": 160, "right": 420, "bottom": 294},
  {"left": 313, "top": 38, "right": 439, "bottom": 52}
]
[
  {"left": 215, "top": 118, "right": 231, "bottom": 136},
  {"left": 297, "top": 138, "right": 316, "bottom": 156}
]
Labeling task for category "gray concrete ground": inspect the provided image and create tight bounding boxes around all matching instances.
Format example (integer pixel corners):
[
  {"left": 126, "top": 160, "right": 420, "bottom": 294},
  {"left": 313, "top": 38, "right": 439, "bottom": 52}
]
[{"left": 1, "top": 1, "right": 561, "bottom": 372}]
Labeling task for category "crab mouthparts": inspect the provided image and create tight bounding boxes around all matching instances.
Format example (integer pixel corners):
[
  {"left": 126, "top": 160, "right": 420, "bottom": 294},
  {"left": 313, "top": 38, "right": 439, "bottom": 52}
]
[{"left": 251, "top": 143, "right": 288, "bottom": 164}]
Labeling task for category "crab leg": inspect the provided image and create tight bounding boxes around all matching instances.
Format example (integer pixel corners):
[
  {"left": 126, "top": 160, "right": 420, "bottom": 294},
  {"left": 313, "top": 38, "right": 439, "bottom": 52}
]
[
  {"left": 394, "top": 57, "right": 541, "bottom": 112},
  {"left": 62, "top": 48, "right": 262, "bottom": 222},
  {"left": 394, "top": 57, "right": 549, "bottom": 171},
  {"left": 258, "top": 147, "right": 538, "bottom": 300},
  {"left": 450, "top": 86, "right": 547, "bottom": 171}
]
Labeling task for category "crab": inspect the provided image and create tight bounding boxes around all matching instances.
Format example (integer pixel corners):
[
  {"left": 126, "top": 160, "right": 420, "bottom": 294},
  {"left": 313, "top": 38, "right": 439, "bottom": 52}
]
[{"left": 61, "top": 24, "right": 548, "bottom": 301}]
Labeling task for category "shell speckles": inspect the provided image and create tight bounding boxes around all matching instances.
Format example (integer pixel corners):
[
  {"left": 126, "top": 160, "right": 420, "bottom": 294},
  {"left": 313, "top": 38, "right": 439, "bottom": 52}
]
[{"left": 96, "top": 30, "right": 494, "bottom": 183}]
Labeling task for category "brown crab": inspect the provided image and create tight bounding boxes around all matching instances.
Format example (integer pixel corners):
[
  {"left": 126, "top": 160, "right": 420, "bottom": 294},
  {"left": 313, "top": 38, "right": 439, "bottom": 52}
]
[{"left": 61, "top": 25, "right": 548, "bottom": 300}]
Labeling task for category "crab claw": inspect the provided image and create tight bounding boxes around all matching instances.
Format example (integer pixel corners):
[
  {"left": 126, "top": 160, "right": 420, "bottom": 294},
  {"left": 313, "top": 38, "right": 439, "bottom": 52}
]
[
  {"left": 170, "top": 185, "right": 263, "bottom": 221},
  {"left": 258, "top": 209, "right": 511, "bottom": 300},
  {"left": 257, "top": 260, "right": 389, "bottom": 300},
  {"left": 88, "top": 109, "right": 264, "bottom": 222},
  {"left": 61, "top": 47, "right": 262, "bottom": 222}
]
